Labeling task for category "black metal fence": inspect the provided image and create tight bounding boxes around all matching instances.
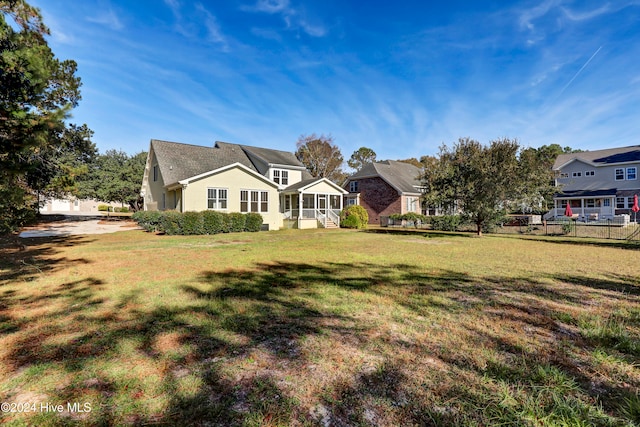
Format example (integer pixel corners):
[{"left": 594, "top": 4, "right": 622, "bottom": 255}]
[{"left": 493, "top": 219, "right": 640, "bottom": 241}]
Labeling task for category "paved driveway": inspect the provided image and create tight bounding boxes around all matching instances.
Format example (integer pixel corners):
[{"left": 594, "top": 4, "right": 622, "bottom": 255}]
[{"left": 19, "top": 219, "right": 140, "bottom": 238}]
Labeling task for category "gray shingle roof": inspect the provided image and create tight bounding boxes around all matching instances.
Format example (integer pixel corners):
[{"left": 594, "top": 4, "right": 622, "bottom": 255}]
[
  {"left": 553, "top": 145, "right": 640, "bottom": 169},
  {"left": 151, "top": 139, "right": 256, "bottom": 186},
  {"left": 239, "top": 144, "right": 307, "bottom": 168},
  {"left": 349, "top": 160, "right": 423, "bottom": 194}
]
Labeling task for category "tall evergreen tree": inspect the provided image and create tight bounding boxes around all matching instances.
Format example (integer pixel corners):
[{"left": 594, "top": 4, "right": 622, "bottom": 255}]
[{"left": 1, "top": 0, "right": 89, "bottom": 232}]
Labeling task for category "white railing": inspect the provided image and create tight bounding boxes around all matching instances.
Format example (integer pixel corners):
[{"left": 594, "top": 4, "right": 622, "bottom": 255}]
[{"left": 327, "top": 209, "right": 340, "bottom": 227}]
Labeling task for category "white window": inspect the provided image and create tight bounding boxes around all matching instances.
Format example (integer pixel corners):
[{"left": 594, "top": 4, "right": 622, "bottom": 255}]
[
  {"left": 615, "top": 168, "right": 625, "bottom": 180},
  {"left": 585, "top": 199, "right": 595, "bottom": 208},
  {"left": 559, "top": 173, "right": 569, "bottom": 178},
  {"left": 350, "top": 181, "right": 358, "bottom": 192},
  {"left": 240, "top": 190, "right": 268, "bottom": 213},
  {"left": 273, "top": 169, "right": 289, "bottom": 185},
  {"left": 616, "top": 197, "right": 626, "bottom": 209},
  {"left": 207, "top": 188, "right": 227, "bottom": 210},
  {"left": 346, "top": 198, "right": 357, "bottom": 206},
  {"left": 585, "top": 170, "right": 595, "bottom": 176},
  {"left": 406, "top": 196, "right": 418, "bottom": 212},
  {"left": 603, "top": 199, "right": 611, "bottom": 207},
  {"left": 572, "top": 172, "right": 582, "bottom": 177},
  {"left": 627, "top": 167, "right": 637, "bottom": 180},
  {"left": 559, "top": 199, "right": 568, "bottom": 208}
]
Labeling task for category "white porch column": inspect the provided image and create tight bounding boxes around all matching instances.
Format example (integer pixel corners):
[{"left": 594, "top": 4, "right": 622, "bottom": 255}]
[
  {"left": 581, "top": 198, "right": 584, "bottom": 219},
  {"left": 298, "top": 191, "right": 303, "bottom": 229}
]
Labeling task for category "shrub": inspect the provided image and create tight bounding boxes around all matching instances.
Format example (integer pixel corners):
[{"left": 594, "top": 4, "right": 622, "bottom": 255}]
[
  {"left": 114, "top": 207, "right": 122, "bottom": 212},
  {"left": 245, "top": 213, "right": 263, "bottom": 232},
  {"left": 388, "top": 213, "right": 428, "bottom": 228},
  {"left": 132, "top": 211, "right": 163, "bottom": 232},
  {"left": 430, "top": 215, "right": 463, "bottom": 231},
  {"left": 340, "top": 205, "right": 368, "bottom": 229},
  {"left": 202, "top": 210, "right": 225, "bottom": 234},
  {"left": 228, "top": 212, "right": 246, "bottom": 233},
  {"left": 182, "top": 211, "right": 204, "bottom": 235},
  {"left": 120, "top": 207, "right": 129, "bottom": 213},
  {"left": 98, "top": 204, "right": 110, "bottom": 212},
  {"left": 159, "top": 210, "right": 183, "bottom": 235}
]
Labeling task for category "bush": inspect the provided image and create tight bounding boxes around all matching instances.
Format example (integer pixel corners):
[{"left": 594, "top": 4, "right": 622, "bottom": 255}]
[
  {"left": 132, "top": 211, "right": 163, "bottom": 232},
  {"left": 182, "top": 211, "right": 204, "bottom": 235},
  {"left": 244, "top": 213, "right": 263, "bottom": 232},
  {"left": 98, "top": 204, "right": 110, "bottom": 212},
  {"left": 430, "top": 215, "right": 463, "bottom": 231},
  {"left": 136, "top": 210, "right": 264, "bottom": 235},
  {"left": 159, "top": 210, "right": 183, "bottom": 235},
  {"left": 389, "top": 212, "right": 428, "bottom": 228},
  {"left": 340, "top": 205, "right": 368, "bottom": 229},
  {"left": 120, "top": 207, "right": 129, "bottom": 213},
  {"left": 228, "top": 212, "right": 246, "bottom": 233},
  {"left": 202, "top": 210, "right": 225, "bottom": 234},
  {"left": 114, "top": 207, "right": 122, "bottom": 212}
]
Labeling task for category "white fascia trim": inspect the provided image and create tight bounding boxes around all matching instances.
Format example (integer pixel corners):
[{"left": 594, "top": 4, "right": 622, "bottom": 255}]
[
  {"left": 554, "top": 157, "right": 598, "bottom": 170},
  {"left": 296, "top": 178, "right": 349, "bottom": 194},
  {"left": 269, "top": 163, "right": 307, "bottom": 171},
  {"left": 178, "top": 162, "right": 279, "bottom": 189}
]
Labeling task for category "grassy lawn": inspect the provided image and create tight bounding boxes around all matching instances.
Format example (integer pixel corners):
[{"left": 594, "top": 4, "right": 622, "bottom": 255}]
[{"left": 1, "top": 228, "right": 639, "bottom": 426}]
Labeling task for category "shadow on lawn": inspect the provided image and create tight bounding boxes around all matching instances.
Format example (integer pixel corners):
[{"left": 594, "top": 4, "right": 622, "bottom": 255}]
[
  {"left": 1, "top": 260, "right": 639, "bottom": 425},
  {"left": 0, "top": 235, "right": 94, "bottom": 285}
]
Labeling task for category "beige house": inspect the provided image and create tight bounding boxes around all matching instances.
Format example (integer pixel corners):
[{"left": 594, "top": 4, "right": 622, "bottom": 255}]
[{"left": 140, "top": 140, "right": 347, "bottom": 230}]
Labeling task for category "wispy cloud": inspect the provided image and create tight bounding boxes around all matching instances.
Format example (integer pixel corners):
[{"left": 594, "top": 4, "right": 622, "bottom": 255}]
[
  {"left": 195, "top": 4, "right": 229, "bottom": 50},
  {"left": 86, "top": 8, "right": 124, "bottom": 31},
  {"left": 242, "top": 0, "right": 327, "bottom": 37}
]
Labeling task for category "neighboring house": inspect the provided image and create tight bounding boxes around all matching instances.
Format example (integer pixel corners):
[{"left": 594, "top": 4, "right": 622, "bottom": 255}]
[
  {"left": 548, "top": 145, "right": 640, "bottom": 220},
  {"left": 140, "top": 139, "right": 347, "bottom": 230},
  {"left": 343, "top": 160, "right": 424, "bottom": 225},
  {"left": 41, "top": 198, "right": 121, "bottom": 214}
]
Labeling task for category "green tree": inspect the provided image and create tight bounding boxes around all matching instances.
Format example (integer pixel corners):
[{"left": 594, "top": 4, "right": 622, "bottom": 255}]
[
  {"left": 423, "top": 137, "right": 527, "bottom": 236},
  {"left": 1, "top": 0, "right": 86, "bottom": 232},
  {"left": 79, "top": 150, "right": 146, "bottom": 211},
  {"left": 347, "top": 147, "right": 376, "bottom": 171},
  {"left": 295, "top": 134, "right": 346, "bottom": 183}
]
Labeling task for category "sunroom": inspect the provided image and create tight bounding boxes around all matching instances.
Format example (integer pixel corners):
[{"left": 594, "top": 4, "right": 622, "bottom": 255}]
[{"left": 281, "top": 178, "right": 348, "bottom": 229}]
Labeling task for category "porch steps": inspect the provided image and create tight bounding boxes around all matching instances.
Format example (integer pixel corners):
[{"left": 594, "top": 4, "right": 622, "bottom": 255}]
[{"left": 324, "top": 219, "right": 339, "bottom": 229}]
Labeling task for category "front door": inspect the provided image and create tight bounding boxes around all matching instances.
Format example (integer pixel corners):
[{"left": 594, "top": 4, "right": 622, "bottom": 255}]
[{"left": 318, "top": 195, "right": 327, "bottom": 214}]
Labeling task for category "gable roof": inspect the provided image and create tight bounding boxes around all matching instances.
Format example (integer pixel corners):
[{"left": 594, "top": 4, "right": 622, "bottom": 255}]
[
  {"left": 283, "top": 178, "right": 349, "bottom": 194},
  {"left": 151, "top": 139, "right": 256, "bottom": 186},
  {"left": 347, "top": 160, "right": 423, "bottom": 194},
  {"left": 553, "top": 145, "right": 640, "bottom": 169},
  {"left": 150, "top": 139, "right": 313, "bottom": 186}
]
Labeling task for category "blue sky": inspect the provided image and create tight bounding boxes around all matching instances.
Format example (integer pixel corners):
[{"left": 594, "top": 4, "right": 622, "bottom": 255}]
[{"left": 31, "top": 0, "right": 640, "bottom": 161}]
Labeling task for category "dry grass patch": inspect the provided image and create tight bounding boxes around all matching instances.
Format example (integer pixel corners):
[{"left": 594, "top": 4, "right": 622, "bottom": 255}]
[{"left": 0, "top": 229, "right": 639, "bottom": 425}]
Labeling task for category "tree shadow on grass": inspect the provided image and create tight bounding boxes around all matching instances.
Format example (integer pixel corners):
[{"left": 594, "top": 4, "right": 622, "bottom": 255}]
[
  {"left": 1, "top": 260, "right": 639, "bottom": 425},
  {"left": 0, "top": 235, "right": 95, "bottom": 285}
]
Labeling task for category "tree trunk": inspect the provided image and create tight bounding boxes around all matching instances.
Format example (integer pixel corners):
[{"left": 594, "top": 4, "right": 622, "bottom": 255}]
[{"left": 476, "top": 221, "right": 483, "bottom": 236}]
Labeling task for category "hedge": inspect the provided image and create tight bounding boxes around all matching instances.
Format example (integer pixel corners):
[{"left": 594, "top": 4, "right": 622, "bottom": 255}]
[
  {"left": 133, "top": 210, "right": 264, "bottom": 235},
  {"left": 388, "top": 213, "right": 428, "bottom": 228}
]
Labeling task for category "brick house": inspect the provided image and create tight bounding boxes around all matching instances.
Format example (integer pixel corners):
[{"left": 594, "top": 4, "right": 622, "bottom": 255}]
[{"left": 343, "top": 160, "right": 424, "bottom": 225}]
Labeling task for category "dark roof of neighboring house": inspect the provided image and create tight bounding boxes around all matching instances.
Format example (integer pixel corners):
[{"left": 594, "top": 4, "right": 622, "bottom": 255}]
[
  {"left": 553, "top": 145, "right": 640, "bottom": 169},
  {"left": 151, "top": 139, "right": 256, "bottom": 186},
  {"left": 555, "top": 189, "right": 618, "bottom": 198},
  {"left": 151, "top": 139, "right": 313, "bottom": 186},
  {"left": 348, "top": 160, "right": 423, "bottom": 194}
]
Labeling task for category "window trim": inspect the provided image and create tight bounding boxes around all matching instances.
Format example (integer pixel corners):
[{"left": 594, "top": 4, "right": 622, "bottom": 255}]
[
  {"left": 349, "top": 181, "right": 359, "bottom": 192},
  {"left": 240, "top": 189, "right": 269, "bottom": 213},
  {"left": 615, "top": 168, "right": 625, "bottom": 181},
  {"left": 207, "top": 187, "right": 228, "bottom": 210},
  {"left": 272, "top": 169, "right": 289, "bottom": 185},
  {"left": 626, "top": 167, "right": 637, "bottom": 180}
]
